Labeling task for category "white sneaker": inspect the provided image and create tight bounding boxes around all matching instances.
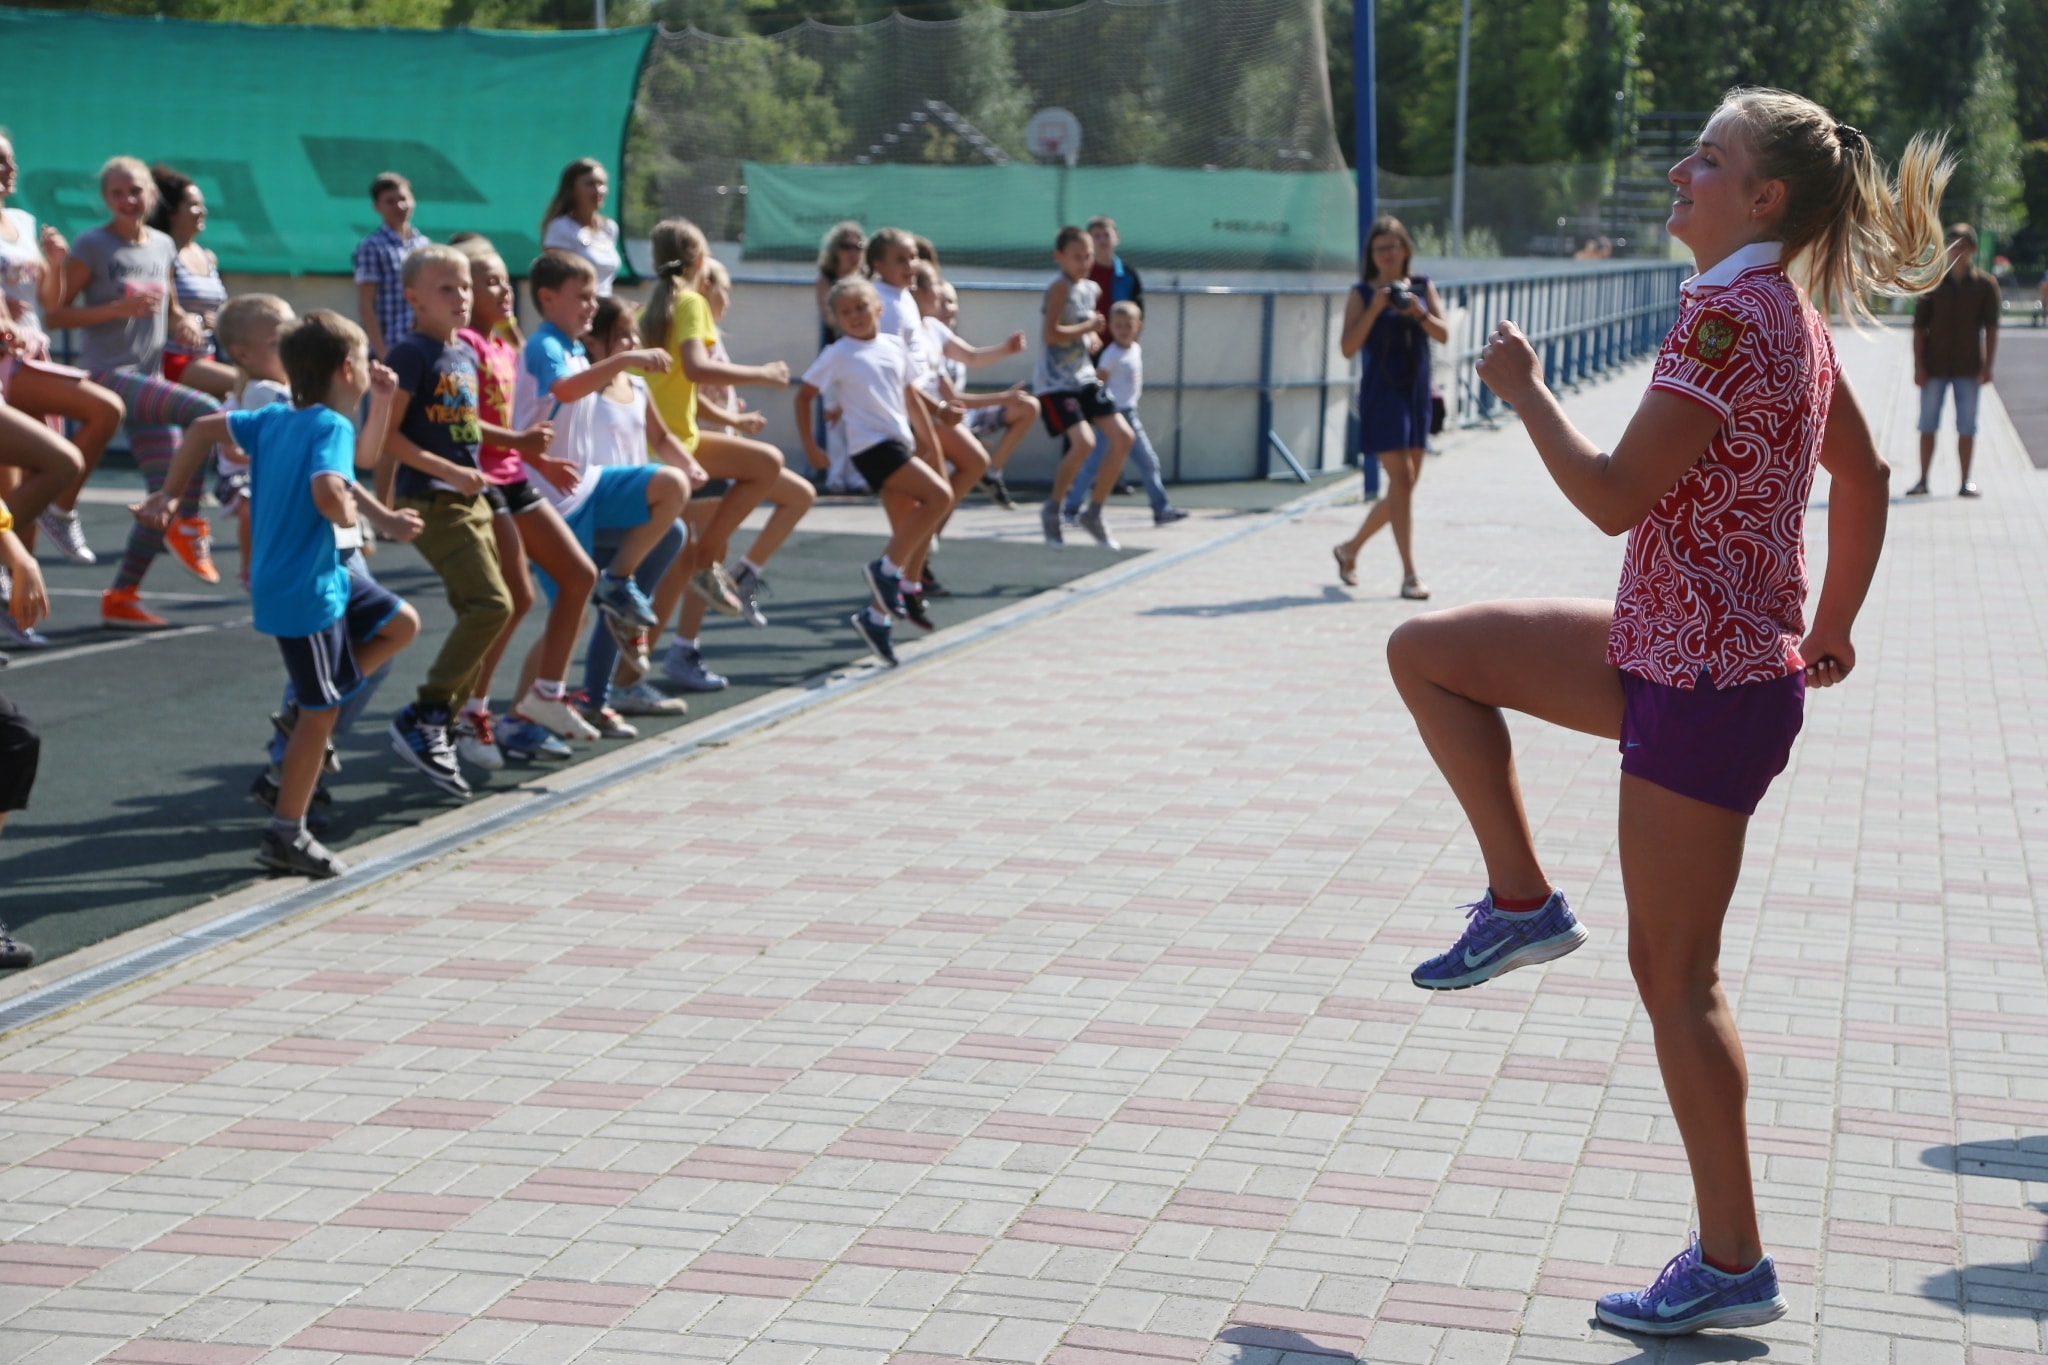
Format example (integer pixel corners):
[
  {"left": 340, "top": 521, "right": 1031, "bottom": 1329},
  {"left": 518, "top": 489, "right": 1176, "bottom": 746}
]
[
  {"left": 37, "top": 508, "right": 95, "bottom": 565},
  {"left": 515, "top": 688, "right": 600, "bottom": 742},
  {"left": 610, "top": 679, "right": 689, "bottom": 716},
  {"left": 452, "top": 710, "right": 505, "bottom": 771}
]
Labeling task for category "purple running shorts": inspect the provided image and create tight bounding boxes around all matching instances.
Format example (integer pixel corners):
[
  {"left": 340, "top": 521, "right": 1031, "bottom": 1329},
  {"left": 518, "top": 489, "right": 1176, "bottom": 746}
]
[{"left": 1618, "top": 667, "right": 1805, "bottom": 815}]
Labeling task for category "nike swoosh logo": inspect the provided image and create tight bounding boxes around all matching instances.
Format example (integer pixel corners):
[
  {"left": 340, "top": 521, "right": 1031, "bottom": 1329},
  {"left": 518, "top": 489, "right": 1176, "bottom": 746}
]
[
  {"left": 1625, "top": 741, "right": 1642, "bottom": 749},
  {"left": 1463, "top": 941, "right": 1509, "bottom": 968},
  {"left": 1656, "top": 1293, "right": 1716, "bottom": 1318}
]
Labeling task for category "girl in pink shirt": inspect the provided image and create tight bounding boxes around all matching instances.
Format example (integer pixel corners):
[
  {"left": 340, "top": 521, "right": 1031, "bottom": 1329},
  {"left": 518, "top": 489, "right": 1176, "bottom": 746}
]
[{"left": 1386, "top": 88, "right": 1949, "bottom": 1334}]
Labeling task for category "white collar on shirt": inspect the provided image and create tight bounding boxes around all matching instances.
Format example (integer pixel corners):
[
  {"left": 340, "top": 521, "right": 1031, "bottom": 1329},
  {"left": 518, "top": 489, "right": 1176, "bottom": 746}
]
[{"left": 1681, "top": 239, "right": 1783, "bottom": 294}]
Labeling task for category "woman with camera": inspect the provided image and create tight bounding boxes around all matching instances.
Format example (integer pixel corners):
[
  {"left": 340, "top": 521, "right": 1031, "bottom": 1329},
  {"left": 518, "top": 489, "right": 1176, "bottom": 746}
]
[{"left": 1334, "top": 216, "right": 1446, "bottom": 600}]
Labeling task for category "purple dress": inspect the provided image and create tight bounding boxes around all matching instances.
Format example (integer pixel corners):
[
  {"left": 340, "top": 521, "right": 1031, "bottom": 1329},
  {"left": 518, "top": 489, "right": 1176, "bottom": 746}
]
[{"left": 1356, "top": 275, "right": 1432, "bottom": 456}]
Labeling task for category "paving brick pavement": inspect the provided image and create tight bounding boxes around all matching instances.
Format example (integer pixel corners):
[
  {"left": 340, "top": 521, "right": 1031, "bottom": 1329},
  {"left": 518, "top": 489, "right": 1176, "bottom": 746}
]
[{"left": 1, "top": 323, "right": 2045, "bottom": 1363}]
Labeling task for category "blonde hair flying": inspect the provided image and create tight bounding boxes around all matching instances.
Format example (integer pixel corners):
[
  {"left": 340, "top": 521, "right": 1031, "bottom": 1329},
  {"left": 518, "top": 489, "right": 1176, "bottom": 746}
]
[{"left": 1713, "top": 87, "right": 1951, "bottom": 320}]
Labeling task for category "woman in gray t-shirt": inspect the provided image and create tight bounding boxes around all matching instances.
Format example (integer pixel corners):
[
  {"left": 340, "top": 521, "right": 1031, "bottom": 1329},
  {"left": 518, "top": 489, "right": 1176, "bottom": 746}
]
[{"left": 46, "top": 156, "right": 224, "bottom": 624}]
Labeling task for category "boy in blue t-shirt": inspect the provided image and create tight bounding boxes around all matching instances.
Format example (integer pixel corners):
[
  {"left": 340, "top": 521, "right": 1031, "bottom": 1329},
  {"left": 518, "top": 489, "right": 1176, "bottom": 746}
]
[{"left": 141, "top": 312, "right": 424, "bottom": 879}]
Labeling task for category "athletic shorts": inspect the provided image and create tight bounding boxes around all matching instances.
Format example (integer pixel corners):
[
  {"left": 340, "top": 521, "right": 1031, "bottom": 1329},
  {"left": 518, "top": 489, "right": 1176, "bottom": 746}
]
[
  {"left": 1039, "top": 384, "right": 1117, "bottom": 438},
  {"left": 1618, "top": 667, "right": 1804, "bottom": 815},
  {"left": 968, "top": 405, "right": 1009, "bottom": 437},
  {"left": 533, "top": 465, "right": 662, "bottom": 605},
  {"left": 0, "top": 690, "right": 40, "bottom": 813},
  {"left": 273, "top": 574, "right": 405, "bottom": 713},
  {"left": 851, "top": 439, "right": 914, "bottom": 492},
  {"left": 697, "top": 477, "right": 733, "bottom": 500},
  {"left": 484, "top": 478, "right": 547, "bottom": 517}
]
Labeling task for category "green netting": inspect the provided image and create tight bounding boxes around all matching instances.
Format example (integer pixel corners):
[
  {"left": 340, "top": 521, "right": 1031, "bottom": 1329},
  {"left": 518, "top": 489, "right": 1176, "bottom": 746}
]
[
  {"left": 0, "top": 8, "right": 652, "bottom": 275},
  {"left": 741, "top": 162, "right": 1355, "bottom": 270}
]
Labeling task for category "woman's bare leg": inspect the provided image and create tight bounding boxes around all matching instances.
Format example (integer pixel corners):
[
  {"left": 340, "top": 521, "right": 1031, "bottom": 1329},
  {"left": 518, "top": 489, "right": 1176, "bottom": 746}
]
[
  {"left": 1619, "top": 773, "right": 1762, "bottom": 1269},
  {"left": 0, "top": 402, "right": 84, "bottom": 526},
  {"left": 1342, "top": 446, "right": 1422, "bottom": 577},
  {"left": 3, "top": 366, "right": 122, "bottom": 513},
  {"left": 1385, "top": 599, "right": 1622, "bottom": 899}
]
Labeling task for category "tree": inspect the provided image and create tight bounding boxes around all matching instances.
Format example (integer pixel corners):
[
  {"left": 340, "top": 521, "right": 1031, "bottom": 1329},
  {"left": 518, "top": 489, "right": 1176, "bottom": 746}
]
[{"left": 1869, "top": 0, "right": 2020, "bottom": 231}]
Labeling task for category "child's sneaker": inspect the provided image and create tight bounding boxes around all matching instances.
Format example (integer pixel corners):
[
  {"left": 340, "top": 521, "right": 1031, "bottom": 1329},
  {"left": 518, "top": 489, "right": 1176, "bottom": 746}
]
[
  {"left": 388, "top": 704, "right": 471, "bottom": 799},
  {"left": 498, "top": 716, "right": 573, "bottom": 762},
  {"left": 610, "top": 680, "right": 688, "bottom": 716},
  {"left": 604, "top": 616, "right": 651, "bottom": 685},
  {"left": 0, "top": 615, "right": 49, "bottom": 650},
  {"left": 1154, "top": 507, "right": 1190, "bottom": 526},
  {"left": 36, "top": 507, "right": 95, "bottom": 564},
  {"left": 167, "top": 515, "right": 221, "bottom": 584},
  {"left": 101, "top": 587, "right": 168, "bottom": 630},
  {"left": 453, "top": 709, "right": 505, "bottom": 771},
  {"left": 1595, "top": 1236, "right": 1787, "bottom": 1336},
  {"left": 1077, "top": 505, "right": 1120, "bottom": 550},
  {"left": 862, "top": 558, "right": 907, "bottom": 618},
  {"left": 851, "top": 611, "right": 897, "bottom": 667},
  {"left": 257, "top": 826, "right": 349, "bottom": 879},
  {"left": 982, "top": 470, "right": 1015, "bottom": 510},
  {"left": 919, "top": 567, "right": 949, "bottom": 598},
  {"left": 573, "top": 693, "right": 638, "bottom": 740},
  {"left": 902, "top": 592, "right": 935, "bottom": 633},
  {"left": 1039, "top": 499, "right": 1063, "bottom": 546},
  {"left": 728, "top": 562, "right": 771, "bottom": 627},
  {"left": 688, "top": 566, "right": 743, "bottom": 617},
  {"left": 515, "top": 687, "right": 601, "bottom": 743},
  {"left": 1409, "top": 890, "right": 1587, "bottom": 990},
  {"left": 0, "top": 923, "right": 36, "bottom": 969},
  {"left": 593, "top": 573, "right": 658, "bottom": 630},
  {"left": 661, "top": 641, "right": 728, "bottom": 692}
]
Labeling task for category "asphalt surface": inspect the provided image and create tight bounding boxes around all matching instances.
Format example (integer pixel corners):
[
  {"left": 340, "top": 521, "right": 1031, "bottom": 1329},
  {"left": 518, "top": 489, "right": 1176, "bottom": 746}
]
[{"left": 0, "top": 469, "right": 1339, "bottom": 967}]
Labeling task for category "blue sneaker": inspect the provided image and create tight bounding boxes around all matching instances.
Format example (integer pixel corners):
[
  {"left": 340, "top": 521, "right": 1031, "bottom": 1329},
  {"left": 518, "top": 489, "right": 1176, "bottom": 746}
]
[
  {"left": 1596, "top": 1236, "right": 1787, "bottom": 1336},
  {"left": 863, "top": 558, "right": 906, "bottom": 618},
  {"left": 388, "top": 704, "right": 471, "bottom": 799},
  {"left": 593, "top": 573, "right": 658, "bottom": 630},
  {"left": 851, "top": 612, "right": 898, "bottom": 667},
  {"left": 497, "top": 716, "right": 572, "bottom": 763},
  {"left": 1409, "top": 890, "right": 1587, "bottom": 990}
]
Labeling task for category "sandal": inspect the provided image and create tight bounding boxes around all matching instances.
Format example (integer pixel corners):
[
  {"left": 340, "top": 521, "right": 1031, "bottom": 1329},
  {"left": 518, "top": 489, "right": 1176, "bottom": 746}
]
[
  {"left": 1400, "top": 574, "right": 1431, "bottom": 601},
  {"left": 1332, "top": 544, "right": 1359, "bottom": 588}
]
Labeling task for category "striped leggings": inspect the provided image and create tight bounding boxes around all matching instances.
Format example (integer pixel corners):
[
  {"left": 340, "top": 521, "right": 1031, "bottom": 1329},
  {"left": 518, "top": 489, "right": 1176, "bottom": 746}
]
[{"left": 93, "top": 367, "right": 221, "bottom": 591}]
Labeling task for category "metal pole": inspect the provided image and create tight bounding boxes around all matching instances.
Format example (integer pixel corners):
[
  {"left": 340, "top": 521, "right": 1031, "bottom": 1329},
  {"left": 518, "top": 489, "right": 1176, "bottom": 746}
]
[
  {"left": 595, "top": 0, "right": 605, "bottom": 26},
  {"left": 1354, "top": 0, "right": 1377, "bottom": 254},
  {"left": 1450, "top": 0, "right": 1471, "bottom": 256}
]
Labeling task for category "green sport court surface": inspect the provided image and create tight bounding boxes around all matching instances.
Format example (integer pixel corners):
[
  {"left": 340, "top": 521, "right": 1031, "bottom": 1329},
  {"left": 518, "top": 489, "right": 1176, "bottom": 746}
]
[{"left": 0, "top": 470, "right": 1343, "bottom": 968}]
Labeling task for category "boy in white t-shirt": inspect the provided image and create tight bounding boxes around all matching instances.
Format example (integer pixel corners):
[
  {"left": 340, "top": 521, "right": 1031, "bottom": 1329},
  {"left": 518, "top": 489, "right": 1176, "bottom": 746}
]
[
  {"left": 795, "top": 278, "right": 950, "bottom": 668},
  {"left": 1061, "top": 301, "right": 1186, "bottom": 526},
  {"left": 1034, "top": 226, "right": 1134, "bottom": 549}
]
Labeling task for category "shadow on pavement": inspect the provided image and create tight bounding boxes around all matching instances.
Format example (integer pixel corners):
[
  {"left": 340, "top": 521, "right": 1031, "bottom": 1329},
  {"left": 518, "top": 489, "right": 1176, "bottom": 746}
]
[
  {"left": 1918, "top": 1139, "right": 2048, "bottom": 1315},
  {"left": 1140, "top": 585, "right": 1354, "bottom": 617}
]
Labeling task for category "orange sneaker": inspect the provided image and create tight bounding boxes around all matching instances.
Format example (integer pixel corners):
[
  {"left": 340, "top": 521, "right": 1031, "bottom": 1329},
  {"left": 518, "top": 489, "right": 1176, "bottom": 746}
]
[
  {"left": 167, "top": 515, "right": 220, "bottom": 584},
  {"left": 102, "top": 587, "right": 168, "bottom": 630}
]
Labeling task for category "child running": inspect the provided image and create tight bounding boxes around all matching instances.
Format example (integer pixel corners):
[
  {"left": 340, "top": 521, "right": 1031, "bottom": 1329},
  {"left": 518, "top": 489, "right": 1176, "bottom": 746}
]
[
  {"left": 1386, "top": 89, "right": 1942, "bottom": 1334},
  {"left": 140, "top": 312, "right": 424, "bottom": 877},
  {"left": 1060, "top": 300, "right": 1187, "bottom": 526},
  {"left": 641, "top": 219, "right": 791, "bottom": 645},
  {"left": 655, "top": 257, "right": 818, "bottom": 692},
  {"left": 446, "top": 238, "right": 590, "bottom": 768},
  {"left": 929, "top": 279, "right": 1036, "bottom": 510},
  {"left": 796, "top": 278, "right": 949, "bottom": 668},
  {"left": 1034, "top": 226, "right": 1133, "bottom": 549},
  {"left": 510, "top": 248, "right": 690, "bottom": 727}
]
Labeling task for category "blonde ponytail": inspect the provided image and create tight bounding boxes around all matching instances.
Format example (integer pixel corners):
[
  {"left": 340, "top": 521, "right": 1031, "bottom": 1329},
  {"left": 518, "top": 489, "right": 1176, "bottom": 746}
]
[
  {"left": 1716, "top": 87, "right": 1953, "bottom": 321},
  {"left": 641, "top": 217, "right": 709, "bottom": 358}
]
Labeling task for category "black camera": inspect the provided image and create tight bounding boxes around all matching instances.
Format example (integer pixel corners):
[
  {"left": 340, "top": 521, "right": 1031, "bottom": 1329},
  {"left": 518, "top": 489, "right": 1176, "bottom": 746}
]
[{"left": 1386, "top": 284, "right": 1414, "bottom": 313}]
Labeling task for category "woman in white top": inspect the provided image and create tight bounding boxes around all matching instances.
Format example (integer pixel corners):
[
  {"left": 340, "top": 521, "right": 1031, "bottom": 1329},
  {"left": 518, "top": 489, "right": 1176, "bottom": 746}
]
[
  {"left": 540, "top": 158, "right": 623, "bottom": 297},
  {"left": 0, "top": 131, "right": 122, "bottom": 569}
]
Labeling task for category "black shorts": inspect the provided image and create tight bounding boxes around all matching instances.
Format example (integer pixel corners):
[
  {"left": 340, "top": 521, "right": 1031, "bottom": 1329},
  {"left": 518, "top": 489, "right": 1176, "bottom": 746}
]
[
  {"left": 851, "top": 439, "right": 914, "bottom": 492},
  {"left": 0, "top": 690, "right": 40, "bottom": 813},
  {"left": 274, "top": 575, "right": 405, "bottom": 712},
  {"left": 1039, "top": 384, "right": 1117, "bottom": 438},
  {"left": 485, "top": 478, "right": 547, "bottom": 517},
  {"left": 697, "top": 478, "right": 732, "bottom": 500}
]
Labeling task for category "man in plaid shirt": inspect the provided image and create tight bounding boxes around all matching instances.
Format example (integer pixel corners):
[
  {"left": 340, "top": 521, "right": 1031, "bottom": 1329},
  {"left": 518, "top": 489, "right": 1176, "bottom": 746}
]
[{"left": 353, "top": 172, "right": 429, "bottom": 361}]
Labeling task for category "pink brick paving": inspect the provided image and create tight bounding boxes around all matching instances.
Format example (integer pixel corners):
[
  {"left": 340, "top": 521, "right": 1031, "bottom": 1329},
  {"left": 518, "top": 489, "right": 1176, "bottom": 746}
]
[{"left": 1, "top": 332, "right": 2044, "bottom": 1361}]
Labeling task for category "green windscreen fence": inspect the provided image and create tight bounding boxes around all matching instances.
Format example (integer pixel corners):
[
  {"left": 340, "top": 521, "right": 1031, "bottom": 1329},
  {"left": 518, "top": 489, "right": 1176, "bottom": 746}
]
[
  {"left": 0, "top": 9, "right": 652, "bottom": 276},
  {"left": 740, "top": 162, "right": 1357, "bottom": 271}
]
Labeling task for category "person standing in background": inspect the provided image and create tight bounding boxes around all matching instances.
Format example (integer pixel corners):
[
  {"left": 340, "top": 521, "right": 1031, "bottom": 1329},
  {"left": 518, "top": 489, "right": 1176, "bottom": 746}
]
[
  {"left": 540, "top": 158, "right": 623, "bottom": 298},
  {"left": 1909, "top": 223, "right": 2000, "bottom": 498},
  {"left": 1086, "top": 216, "right": 1142, "bottom": 341},
  {"left": 353, "top": 172, "right": 428, "bottom": 363}
]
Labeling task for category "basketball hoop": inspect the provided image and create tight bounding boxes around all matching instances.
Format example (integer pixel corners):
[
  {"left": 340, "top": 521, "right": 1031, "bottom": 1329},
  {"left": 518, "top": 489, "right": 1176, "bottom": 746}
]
[{"left": 1025, "top": 108, "right": 1083, "bottom": 167}]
